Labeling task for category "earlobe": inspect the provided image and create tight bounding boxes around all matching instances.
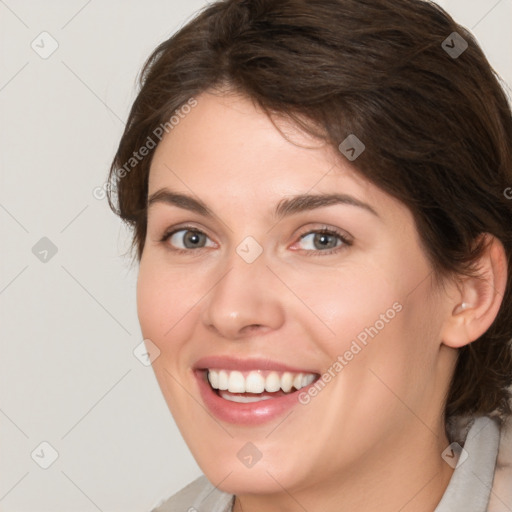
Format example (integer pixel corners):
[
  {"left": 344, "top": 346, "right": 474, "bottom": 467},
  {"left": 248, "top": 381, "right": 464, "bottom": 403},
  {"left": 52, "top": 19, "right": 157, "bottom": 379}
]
[{"left": 441, "top": 235, "right": 507, "bottom": 349}]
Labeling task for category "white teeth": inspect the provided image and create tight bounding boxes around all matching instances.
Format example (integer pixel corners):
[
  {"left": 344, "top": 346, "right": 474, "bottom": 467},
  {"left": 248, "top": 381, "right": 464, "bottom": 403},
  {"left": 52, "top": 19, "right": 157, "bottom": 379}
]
[
  {"left": 207, "top": 369, "right": 316, "bottom": 394},
  {"left": 218, "top": 370, "right": 229, "bottom": 390},
  {"left": 281, "top": 372, "right": 293, "bottom": 392},
  {"left": 246, "top": 371, "right": 265, "bottom": 393},
  {"left": 219, "top": 391, "right": 273, "bottom": 403},
  {"left": 302, "top": 374, "right": 315, "bottom": 387},
  {"left": 228, "top": 371, "right": 245, "bottom": 393},
  {"left": 208, "top": 369, "right": 219, "bottom": 389},
  {"left": 265, "top": 372, "right": 281, "bottom": 392}
]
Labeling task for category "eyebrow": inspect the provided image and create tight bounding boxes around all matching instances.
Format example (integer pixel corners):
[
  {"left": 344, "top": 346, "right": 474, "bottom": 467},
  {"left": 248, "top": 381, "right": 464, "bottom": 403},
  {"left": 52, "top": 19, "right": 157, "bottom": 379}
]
[
  {"left": 147, "top": 188, "right": 379, "bottom": 219},
  {"left": 148, "top": 189, "right": 211, "bottom": 216}
]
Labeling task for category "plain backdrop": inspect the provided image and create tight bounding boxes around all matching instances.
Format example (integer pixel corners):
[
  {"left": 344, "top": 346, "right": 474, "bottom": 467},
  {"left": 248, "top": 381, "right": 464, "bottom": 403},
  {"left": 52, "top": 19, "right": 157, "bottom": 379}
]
[{"left": 0, "top": 1, "right": 511, "bottom": 511}]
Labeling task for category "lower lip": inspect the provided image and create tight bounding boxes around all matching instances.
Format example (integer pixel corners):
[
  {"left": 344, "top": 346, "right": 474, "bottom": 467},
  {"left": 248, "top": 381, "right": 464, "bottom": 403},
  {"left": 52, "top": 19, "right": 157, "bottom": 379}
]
[{"left": 195, "top": 371, "right": 313, "bottom": 426}]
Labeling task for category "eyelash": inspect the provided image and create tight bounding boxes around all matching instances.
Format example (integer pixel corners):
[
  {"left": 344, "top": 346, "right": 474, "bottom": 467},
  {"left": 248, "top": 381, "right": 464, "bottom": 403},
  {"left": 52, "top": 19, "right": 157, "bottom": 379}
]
[
  {"left": 159, "top": 224, "right": 353, "bottom": 257},
  {"left": 295, "top": 227, "right": 352, "bottom": 256}
]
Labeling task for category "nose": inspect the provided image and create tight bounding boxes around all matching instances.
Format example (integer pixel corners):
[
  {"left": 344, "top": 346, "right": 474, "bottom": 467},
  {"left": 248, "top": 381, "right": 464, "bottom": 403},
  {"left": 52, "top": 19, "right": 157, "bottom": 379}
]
[{"left": 200, "top": 251, "right": 286, "bottom": 340}]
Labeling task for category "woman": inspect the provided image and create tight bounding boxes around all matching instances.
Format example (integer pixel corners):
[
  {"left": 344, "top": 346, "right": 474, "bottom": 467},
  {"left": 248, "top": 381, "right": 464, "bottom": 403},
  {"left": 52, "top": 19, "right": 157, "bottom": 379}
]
[{"left": 107, "top": 0, "right": 512, "bottom": 510}]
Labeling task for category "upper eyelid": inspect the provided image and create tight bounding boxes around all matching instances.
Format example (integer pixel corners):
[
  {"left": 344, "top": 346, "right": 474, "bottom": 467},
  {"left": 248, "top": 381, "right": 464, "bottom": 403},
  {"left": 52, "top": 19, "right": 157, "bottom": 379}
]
[
  {"left": 162, "top": 223, "right": 214, "bottom": 240},
  {"left": 162, "top": 224, "right": 348, "bottom": 237},
  {"left": 163, "top": 224, "right": 352, "bottom": 248},
  {"left": 301, "top": 225, "right": 351, "bottom": 237}
]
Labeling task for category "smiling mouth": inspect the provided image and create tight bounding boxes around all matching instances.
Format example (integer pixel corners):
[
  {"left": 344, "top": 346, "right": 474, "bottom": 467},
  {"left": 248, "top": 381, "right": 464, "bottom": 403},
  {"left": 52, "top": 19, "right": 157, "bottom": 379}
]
[{"left": 206, "top": 369, "right": 319, "bottom": 403}]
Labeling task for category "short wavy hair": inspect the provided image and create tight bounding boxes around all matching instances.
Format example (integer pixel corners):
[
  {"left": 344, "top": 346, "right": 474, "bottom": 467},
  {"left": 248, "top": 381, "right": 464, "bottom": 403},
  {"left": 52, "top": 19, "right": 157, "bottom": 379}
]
[{"left": 107, "top": 0, "right": 512, "bottom": 424}]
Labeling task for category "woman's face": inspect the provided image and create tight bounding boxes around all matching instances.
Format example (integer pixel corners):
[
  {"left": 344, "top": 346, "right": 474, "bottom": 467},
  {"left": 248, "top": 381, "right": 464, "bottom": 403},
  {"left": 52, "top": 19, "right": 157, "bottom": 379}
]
[{"left": 137, "top": 91, "right": 456, "bottom": 495}]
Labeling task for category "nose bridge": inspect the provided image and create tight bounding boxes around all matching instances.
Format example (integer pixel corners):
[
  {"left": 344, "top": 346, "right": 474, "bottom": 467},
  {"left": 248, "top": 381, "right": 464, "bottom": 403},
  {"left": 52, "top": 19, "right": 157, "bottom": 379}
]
[{"left": 200, "top": 245, "right": 285, "bottom": 338}]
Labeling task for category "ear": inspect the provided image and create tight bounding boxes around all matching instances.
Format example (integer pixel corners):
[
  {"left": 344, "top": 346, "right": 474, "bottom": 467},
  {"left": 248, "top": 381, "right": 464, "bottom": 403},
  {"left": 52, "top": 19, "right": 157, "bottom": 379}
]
[{"left": 441, "top": 234, "right": 508, "bottom": 349}]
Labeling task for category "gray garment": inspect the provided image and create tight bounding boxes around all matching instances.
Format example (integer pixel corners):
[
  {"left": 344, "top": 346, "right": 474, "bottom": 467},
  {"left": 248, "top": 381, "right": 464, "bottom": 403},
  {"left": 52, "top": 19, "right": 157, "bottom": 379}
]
[
  {"left": 152, "top": 415, "right": 502, "bottom": 512},
  {"left": 151, "top": 476, "right": 233, "bottom": 512},
  {"left": 435, "top": 415, "right": 500, "bottom": 511}
]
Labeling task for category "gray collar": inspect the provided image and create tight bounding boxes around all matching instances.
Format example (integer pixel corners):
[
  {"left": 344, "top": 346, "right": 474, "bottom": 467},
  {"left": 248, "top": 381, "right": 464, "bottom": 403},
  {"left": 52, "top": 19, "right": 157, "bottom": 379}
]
[{"left": 435, "top": 415, "right": 500, "bottom": 511}]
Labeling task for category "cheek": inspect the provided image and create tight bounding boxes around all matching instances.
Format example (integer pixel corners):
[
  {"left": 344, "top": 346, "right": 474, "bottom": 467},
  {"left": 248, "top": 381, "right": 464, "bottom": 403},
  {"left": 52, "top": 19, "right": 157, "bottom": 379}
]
[
  {"left": 292, "top": 253, "right": 437, "bottom": 396},
  {"left": 136, "top": 257, "right": 204, "bottom": 345},
  {"left": 136, "top": 259, "right": 205, "bottom": 415},
  {"left": 289, "top": 261, "right": 403, "bottom": 354},
  {"left": 136, "top": 266, "right": 169, "bottom": 341}
]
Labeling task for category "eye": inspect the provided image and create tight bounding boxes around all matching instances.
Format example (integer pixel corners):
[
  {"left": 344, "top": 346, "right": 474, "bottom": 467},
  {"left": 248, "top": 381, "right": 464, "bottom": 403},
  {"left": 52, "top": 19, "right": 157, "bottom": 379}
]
[
  {"left": 293, "top": 227, "right": 352, "bottom": 255},
  {"left": 160, "top": 227, "right": 215, "bottom": 252}
]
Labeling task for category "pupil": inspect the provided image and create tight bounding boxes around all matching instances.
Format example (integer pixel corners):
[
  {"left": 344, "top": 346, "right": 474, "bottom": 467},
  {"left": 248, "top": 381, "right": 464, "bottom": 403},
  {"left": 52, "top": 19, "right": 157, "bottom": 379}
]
[
  {"left": 185, "top": 231, "right": 203, "bottom": 248},
  {"left": 315, "top": 233, "right": 336, "bottom": 249}
]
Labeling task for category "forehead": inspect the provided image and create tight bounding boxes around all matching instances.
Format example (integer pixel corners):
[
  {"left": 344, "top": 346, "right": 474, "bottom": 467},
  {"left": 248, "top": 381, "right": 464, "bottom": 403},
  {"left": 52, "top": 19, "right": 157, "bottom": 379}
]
[{"left": 147, "top": 91, "right": 397, "bottom": 218}]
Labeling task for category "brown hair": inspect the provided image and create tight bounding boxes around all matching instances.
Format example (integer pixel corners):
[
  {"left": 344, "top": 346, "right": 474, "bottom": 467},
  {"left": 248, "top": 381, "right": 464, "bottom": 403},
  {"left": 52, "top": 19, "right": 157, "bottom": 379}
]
[{"left": 107, "top": 0, "right": 512, "bottom": 422}]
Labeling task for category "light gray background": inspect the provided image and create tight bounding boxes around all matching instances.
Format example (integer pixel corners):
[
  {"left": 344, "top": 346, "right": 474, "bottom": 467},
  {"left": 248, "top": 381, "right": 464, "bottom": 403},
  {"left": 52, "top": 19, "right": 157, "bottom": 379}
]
[{"left": 0, "top": 1, "right": 510, "bottom": 511}]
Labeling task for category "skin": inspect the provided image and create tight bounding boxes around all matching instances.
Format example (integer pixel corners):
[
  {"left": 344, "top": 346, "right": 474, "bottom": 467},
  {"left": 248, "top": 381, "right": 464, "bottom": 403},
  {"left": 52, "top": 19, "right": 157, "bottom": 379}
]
[{"left": 136, "top": 90, "right": 507, "bottom": 512}]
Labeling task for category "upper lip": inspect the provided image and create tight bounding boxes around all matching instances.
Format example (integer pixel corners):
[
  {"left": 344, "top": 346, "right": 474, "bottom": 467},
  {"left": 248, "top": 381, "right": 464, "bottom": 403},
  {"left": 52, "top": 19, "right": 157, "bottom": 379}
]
[{"left": 193, "top": 355, "right": 319, "bottom": 374}]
